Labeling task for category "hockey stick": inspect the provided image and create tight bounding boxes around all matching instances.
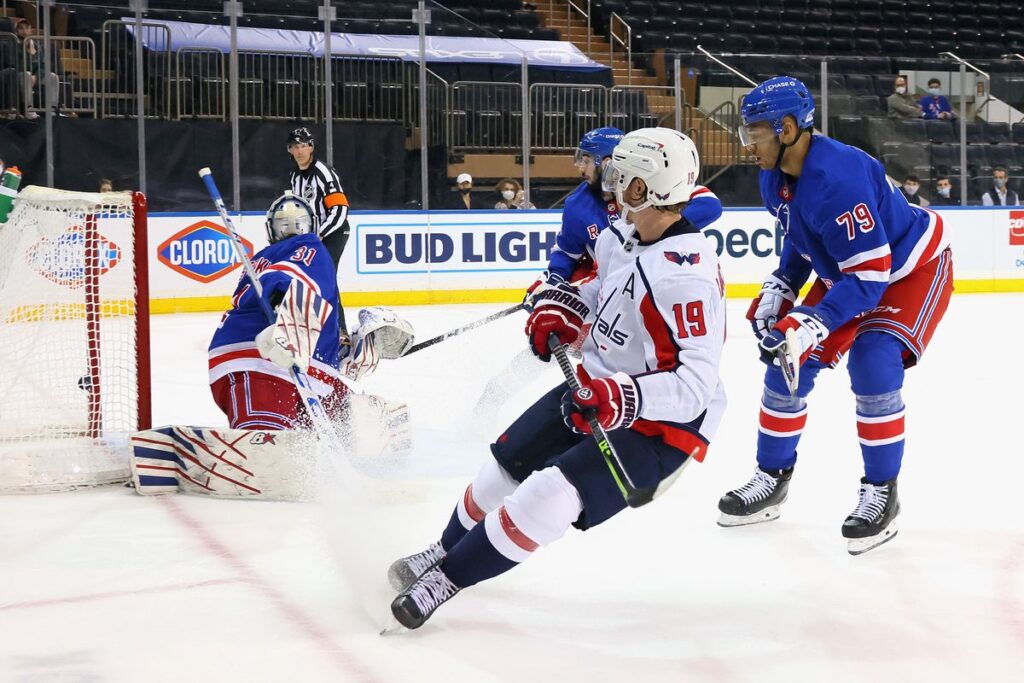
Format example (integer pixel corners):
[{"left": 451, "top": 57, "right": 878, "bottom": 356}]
[
  {"left": 402, "top": 303, "right": 525, "bottom": 356},
  {"left": 778, "top": 328, "right": 801, "bottom": 397},
  {"left": 198, "top": 167, "right": 343, "bottom": 451},
  {"left": 548, "top": 337, "right": 657, "bottom": 508}
]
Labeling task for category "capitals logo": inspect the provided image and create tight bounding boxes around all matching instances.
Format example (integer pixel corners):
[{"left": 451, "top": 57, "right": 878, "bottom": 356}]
[{"left": 664, "top": 250, "right": 701, "bottom": 266}]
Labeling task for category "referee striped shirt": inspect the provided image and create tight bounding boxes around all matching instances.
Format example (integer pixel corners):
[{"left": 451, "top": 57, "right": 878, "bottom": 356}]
[{"left": 289, "top": 159, "right": 350, "bottom": 240}]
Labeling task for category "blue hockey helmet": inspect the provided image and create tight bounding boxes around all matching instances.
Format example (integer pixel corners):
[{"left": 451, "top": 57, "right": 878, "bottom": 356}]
[
  {"left": 739, "top": 76, "right": 815, "bottom": 145},
  {"left": 575, "top": 126, "right": 625, "bottom": 165}
]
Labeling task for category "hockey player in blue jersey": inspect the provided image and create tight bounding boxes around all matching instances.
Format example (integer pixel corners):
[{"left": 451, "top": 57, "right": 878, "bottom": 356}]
[
  {"left": 717, "top": 77, "right": 953, "bottom": 554},
  {"left": 386, "top": 128, "right": 728, "bottom": 630}
]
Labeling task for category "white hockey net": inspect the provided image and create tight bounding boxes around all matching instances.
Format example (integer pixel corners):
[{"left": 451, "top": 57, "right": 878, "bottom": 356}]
[{"left": 0, "top": 186, "right": 150, "bottom": 492}]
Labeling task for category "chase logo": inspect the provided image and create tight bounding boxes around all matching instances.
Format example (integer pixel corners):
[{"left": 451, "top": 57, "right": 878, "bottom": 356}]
[
  {"left": 26, "top": 226, "right": 120, "bottom": 289},
  {"left": 158, "top": 220, "right": 254, "bottom": 283}
]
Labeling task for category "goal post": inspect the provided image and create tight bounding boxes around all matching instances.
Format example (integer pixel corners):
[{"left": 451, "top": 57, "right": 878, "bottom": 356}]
[{"left": 0, "top": 186, "right": 151, "bottom": 492}]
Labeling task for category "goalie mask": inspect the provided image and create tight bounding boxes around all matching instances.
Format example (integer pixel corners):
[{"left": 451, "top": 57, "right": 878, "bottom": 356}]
[{"left": 265, "top": 192, "right": 317, "bottom": 244}]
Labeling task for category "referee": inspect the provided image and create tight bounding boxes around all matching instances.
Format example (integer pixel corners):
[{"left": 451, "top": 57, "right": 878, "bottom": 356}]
[{"left": 287, "top": 127, "right": 351, "bottom": 335}]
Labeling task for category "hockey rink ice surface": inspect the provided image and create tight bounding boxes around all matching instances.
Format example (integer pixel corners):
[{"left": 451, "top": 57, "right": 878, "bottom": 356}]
[{"left": 2, "top": 294, "right": 1022, "bottom": 683}]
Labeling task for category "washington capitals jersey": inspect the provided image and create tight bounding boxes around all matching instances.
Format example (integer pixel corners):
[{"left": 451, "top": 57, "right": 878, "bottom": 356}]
[
  {"left": 760, "top": 135, "right": 948, "bottom": 331},
  {"left": 208, "top": 233, "right": 341, "bottom": 391},
  {"left": 547, "top": 181, "right": 723, "bottom": 280},
  {"left": 577, "top": 219, "right": 727, "bottom": 459}
]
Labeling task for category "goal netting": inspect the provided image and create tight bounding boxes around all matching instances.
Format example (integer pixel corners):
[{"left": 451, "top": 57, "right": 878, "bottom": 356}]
[{"left": 0, "top": 186, "right": 150, "bottom": 492}]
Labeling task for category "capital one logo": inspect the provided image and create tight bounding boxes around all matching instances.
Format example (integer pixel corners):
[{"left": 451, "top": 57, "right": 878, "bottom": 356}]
[
  {"left": 1011, "top": 210, "right": 1024, "bottom": 245},
  {"left": 158, "top": 220, "right": 254, "bottom": 283}
]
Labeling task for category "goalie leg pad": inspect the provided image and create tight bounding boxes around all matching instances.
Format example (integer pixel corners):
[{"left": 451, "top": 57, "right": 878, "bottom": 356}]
[{"left": 130, "top": 426, "right": 315, "bottom": 500}]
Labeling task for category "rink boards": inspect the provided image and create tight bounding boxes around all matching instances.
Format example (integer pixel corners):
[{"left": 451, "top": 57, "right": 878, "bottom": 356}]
[{"left": 143, "top": 207, "right": 1024, "bottom": 313}]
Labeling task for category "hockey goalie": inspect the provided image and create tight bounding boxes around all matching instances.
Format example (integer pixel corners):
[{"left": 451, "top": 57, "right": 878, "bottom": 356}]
[{"left": 130, "top": 192, "right": 415, "bottom": 500}]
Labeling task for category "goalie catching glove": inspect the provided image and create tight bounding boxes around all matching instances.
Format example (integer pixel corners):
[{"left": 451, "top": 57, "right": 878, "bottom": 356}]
[
  {"left": 747, "top": 269, "right": 799, "bottom": 340},
  {"left": 525, "top": 280, "right": 589, "bottom": 362},
  {"left": 256, "top": 279, "right": 333, "bottom": 371},
  {"left": 560, "top": 365, "right": 639, "bottom": 433},
  {"left": 340, "top": 306, "right": 415, "bottom": 381}
]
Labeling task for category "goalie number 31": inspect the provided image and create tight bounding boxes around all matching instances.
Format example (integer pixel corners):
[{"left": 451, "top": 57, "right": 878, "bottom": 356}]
[{"left": 836, "top": 202, "right": 875, "bottom": 240}]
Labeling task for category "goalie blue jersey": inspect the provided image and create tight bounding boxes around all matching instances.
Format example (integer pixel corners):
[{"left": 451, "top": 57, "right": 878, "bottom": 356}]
[
  {"left": 208, "top": 233, "right": 341, "bottom": 386},
  {"left": 760, "top": 135, "right": 948, "bottom": 331},
  {"left": 547, "top": 181, "right": 723, "bottom": 280}
]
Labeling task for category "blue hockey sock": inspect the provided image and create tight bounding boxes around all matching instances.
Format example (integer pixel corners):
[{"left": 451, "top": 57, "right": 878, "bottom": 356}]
[
  {"left": 848, "top": 332, "right": 907, "bottom": 484},
  {"left": 755, "top": 362, "right": 823, "bottom": 471}
]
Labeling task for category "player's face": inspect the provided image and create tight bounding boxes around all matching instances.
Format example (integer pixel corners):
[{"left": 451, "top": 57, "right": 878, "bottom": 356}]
[
  {"left": 574, "top": 152, "right": 600, "bottom": 185},
  {"left": 288, "top": 142, "right": 313, "bottom": 167},
  {"left": 740, "top": 121, "right": 781, "bottom": 170}
]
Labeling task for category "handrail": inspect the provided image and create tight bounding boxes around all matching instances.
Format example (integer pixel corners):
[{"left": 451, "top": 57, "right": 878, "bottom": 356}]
[
  {"left": 939, "top": 51, "right": 990, "bottom": 80},
  {"left": 566, "top": 0, "right": 592, "bottom": 55},
  {"left": 609, "top": 12, "right": 632, "bottom": 86},
  {"left": 1002, "top": 53, "right": 1024, "bottom": 62},
  {"left": 696, "top": 44, "right": 758, "bottom": 87}
]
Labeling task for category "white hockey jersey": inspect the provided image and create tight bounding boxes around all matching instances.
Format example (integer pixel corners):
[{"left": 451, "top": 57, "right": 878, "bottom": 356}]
[{"left": 578, "top": 218, "right": 727, "bottom": 459}]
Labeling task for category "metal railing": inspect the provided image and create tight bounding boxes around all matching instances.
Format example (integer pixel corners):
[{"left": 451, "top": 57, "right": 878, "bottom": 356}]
[
  {"left": 329, "top": 55, "right": 406, "bottom": 123},
  {"left": 608, "top": 12, "right": 632, "bottom": 85},
  {"left": 0, "top": 33, "right": 25, "bottom": 116},
  {"left": 44, "top": 37, "right": 99, "bottom": 117},
  {"left": 100, "top": 20, "right": 171, "bottom": 119},
  {"left": 450, "top": 80, "right": 523, "bottom": 152},
  {"left": 566, "top": 0, "right": 592, "bottom": 54},
  {"left": 175, "top": 47, "right": 226, "bottom": 120},
  {"left": 530, "top": 82, "right": 606, "bottom": 151}
]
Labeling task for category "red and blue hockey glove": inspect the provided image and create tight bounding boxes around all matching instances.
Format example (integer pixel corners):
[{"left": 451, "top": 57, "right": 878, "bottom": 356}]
[
  {"left": 523, "top": 270, "right": 567, "bottom": 312},
  {"left": 758, "top": 306, "right": 831, "bottom": 366},
  {"left": 525, "top": 281, "right": 589, "bottom": 362},
  {"left": 746, "top": 269, "right": 798, "bottom": 340},
  {"left": 560, "top": 366, "right": 639, "bottom": 433}
]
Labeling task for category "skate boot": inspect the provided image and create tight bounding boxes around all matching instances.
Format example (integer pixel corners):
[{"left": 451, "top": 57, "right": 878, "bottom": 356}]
[
  {"left": 842, "top": 477, "right": 900, "bottom": 555},
  {"left": 390, "top": 566, "right": 461, "bottom": 629},
  {"left": 387, "top": 542, "right": 447, "bottom": 591},
  {"left": 717, "top": 466, "right": 794, "bottom": 527}
]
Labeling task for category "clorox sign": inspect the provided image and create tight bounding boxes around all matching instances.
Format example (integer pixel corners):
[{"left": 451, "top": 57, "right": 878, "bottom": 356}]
[
  {"left": 158, "top": 220, "right": 254, "bottom": 283},
  {"left": 26, "top": 226, "right": 120, "bottom": 289}
]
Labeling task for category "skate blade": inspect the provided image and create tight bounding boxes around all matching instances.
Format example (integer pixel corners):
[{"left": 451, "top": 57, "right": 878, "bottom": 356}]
[
  {"left": 846, "top": 523, "right": 899, "bottom": 556},
  {"left": 717, "top": 505, "right": 782, "bottom": 527},
  {"left": 379, "top": 612, "right": 406, "bottom": 636}
]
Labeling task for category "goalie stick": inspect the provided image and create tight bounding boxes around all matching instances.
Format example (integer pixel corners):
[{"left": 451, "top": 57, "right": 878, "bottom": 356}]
[
  {"left": 401, "top": 303, "right": 524, "bottom": 356},
  {"left": 198, "top": 168, "right": 344, "bottom": 453},
  {"left": 548, "top": 336, "right": 691, "bottom": 508}
]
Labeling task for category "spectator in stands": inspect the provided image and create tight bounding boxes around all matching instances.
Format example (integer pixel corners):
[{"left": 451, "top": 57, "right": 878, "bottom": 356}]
[
  {"left": 980, "top": 166, "right": 1019, "bottom": 206},
  {"left": 931, "top": 175, "right": 959, "bottom": 206},
  {"left": 900, "top": 174, "right": 923, "bottom": 205},
  {"left": 920, "top": 78, "right": 955, "bottom": 120},
  {"left": 886, "top": 75, "right": 924, "bottom": 119},
  {"left": 493, "top": 178, "right": 535, "bottom": 210},
  {"left": 98, "top": 178, "right": 113, "bottom": 193},
  {"left": 451, "top": 173, "right": 488, "bottom": 210}
]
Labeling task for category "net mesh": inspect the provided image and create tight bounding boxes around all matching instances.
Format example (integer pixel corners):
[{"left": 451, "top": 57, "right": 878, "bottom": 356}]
[{"left": 0, "top": 187, "right": 143, "bottom": 492}]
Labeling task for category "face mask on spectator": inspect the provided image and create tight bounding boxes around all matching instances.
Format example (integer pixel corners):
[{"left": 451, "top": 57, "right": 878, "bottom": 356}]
[
  {"left": 995, "top": 178, "right": 1007, "bottom": 189},
  {"left": 903, "top": 183, "right": 919, "bottom": 196},
  {"left": 937, "top": 185, "right": 951, "bottom": 197},
  {"left": 895, "top": 86, "right": 907, "bottom": 94},
  {"left": 502, "top": 189, "right": 515, "bottom": 201},
  {"left": 928, "top": 87, "right": 941, "bottom": 96}
]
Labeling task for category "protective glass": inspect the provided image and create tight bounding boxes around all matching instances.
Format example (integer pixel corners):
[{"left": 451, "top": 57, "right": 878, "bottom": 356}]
[
  {"left": 601, "top": 160, "right": 620, "bottom": 193},
  {"left": 574, "top": 149, "right": 596, "bottom": 166}
]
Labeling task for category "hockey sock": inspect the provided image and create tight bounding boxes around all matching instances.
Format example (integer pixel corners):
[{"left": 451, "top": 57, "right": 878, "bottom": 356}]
[
  {"left": 756, "top": 361, "right": 824, "bottom": 471},
  {"left": 440, "top": 458, "right": 518, "bottom": 551},
  {"left": 442, "top": 466, "right": 582, "bottom": 588},
  {"left": 849, "top": 332, "right": 906, "bottom": 484}
]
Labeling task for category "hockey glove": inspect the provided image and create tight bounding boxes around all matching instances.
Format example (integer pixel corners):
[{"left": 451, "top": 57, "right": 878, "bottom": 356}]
[
  {"left": 340, "top": 329, "right": 380, "bottom": 381},
  {"left": 746, "top": 269, "right": 798, "bottom": 340},
  {"left": 560, "top": 366, "right": 639, "bottom": 433},
  {"left": 525, "top": 281, "right": 589, "bottom": 362},
  {"left": 759, "top": 306, "right": 831, "bottom": 367},
  {"left": 523, "top": 270, "right": 567, "bottom": 312}
]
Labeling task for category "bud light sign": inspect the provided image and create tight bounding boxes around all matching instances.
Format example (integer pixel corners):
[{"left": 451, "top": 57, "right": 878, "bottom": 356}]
[{"left": 158, "top": 220, "right": 254, "bottom": 283}]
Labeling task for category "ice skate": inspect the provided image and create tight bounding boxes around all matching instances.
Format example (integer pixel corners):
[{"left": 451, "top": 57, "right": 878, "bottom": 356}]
[
  {"left": 717, "top": 466, "right": 793, "bottom": 527},
  {"left": 390, "top": 566, "right": 460, "bottom": 630},
  {"left": 387, "top": 542, "right": 446, "bottom": 591},
  {"left": 843, "top": 478, "right": 900, "bottom": 555}
]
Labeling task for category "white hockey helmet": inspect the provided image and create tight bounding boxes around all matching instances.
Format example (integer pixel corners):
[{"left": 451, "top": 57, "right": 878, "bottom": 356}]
[
  {"left": 608, "top": 127, "right": 700, "bottom": 219},
  {"left": 265, "top": 191, "right": 316, "bottom": 244}
]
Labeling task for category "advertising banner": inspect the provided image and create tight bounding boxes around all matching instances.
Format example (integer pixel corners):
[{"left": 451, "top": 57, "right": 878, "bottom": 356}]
[{"left": 144, "top": 208, "right": 1024, "bottom": 313}]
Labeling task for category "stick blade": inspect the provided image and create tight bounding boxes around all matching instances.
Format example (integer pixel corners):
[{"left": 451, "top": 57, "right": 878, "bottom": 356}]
[{"left": 779, "top": 328, "right": 801, "bottom": 397}]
